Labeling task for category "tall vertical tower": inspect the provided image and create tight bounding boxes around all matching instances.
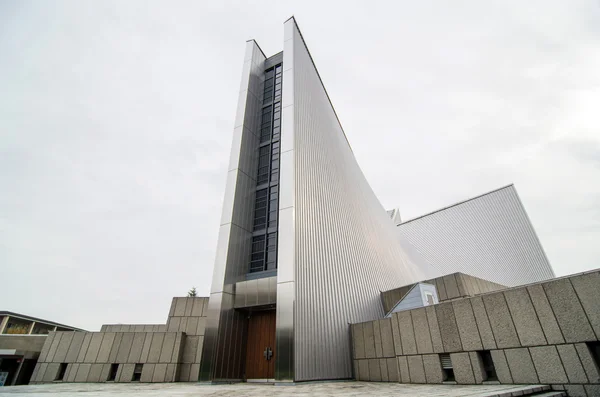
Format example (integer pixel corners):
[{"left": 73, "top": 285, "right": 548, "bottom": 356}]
[{"left": 199, "top": 17, "right": 432, "bottom": 382}]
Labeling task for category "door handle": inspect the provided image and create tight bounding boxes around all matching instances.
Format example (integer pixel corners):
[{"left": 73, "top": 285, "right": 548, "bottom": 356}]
[{"left": 263, "top": 346, "right": 273, "bottom": 361}]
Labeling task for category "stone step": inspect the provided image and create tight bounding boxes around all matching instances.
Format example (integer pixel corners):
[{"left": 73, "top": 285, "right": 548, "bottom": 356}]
[{"left": 530, "top": 392, "right": 566, "bottom": 397}]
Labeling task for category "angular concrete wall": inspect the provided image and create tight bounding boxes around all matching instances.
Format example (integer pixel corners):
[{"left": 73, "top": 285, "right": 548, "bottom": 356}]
[
  {"left": 352, "top": 270, "right": 600, "bottom": 396},
  {"left": 381, "top": 272, "right": 507, "bottom": 314},
  {"left": 31, "top": 331, "right": 183, "bottom": 384},
  {"left": 31, "top": 297, "right": 209, "bottom": 384}
]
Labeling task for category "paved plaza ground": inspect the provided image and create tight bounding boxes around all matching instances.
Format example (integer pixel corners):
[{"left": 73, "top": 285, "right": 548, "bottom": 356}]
[{"left": 0, "top": 382, "right": 549, "bottom": 396}]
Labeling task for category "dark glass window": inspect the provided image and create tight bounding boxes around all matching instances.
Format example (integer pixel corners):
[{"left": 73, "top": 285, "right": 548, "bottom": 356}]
[
  {"left": 56, "top": 363, "right": 68, "bottom": 381},
  {"left": 250, "top": 235, "right": 266, "bottom": 272},
  {"left": 260, "top": 106, "right": 272, "bottom": 143},
  {"left": 257, "top": 146, "right": 270, "bottom": 185},
  {"left": 253, "top": 189, "right": 268, "bottom": 230},
  {"left": 268, "top": 186, "right": 279, "bottom": 229},
  {"left": 266, "top": 233, "right": 278, "bottom": 270}
]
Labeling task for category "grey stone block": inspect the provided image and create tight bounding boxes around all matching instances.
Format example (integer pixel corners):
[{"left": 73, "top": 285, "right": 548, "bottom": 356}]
[
  {"left": 380, "top": 358, "right": 389, "bottom": 381},
  {"left": 65, "top": 363, "right": 79, "bottom": 382},
  {"left": 451, "top": 352, "right": 475, "bottom": 384},
  {"left": 160, "top": 333, "right": 176, "bottom": 363},
  {"left": 174, "top": 298, "right": 186, "bottom": 316},
  {"left": 504, "top": 288, "right": 547, "bottom": 346},
  {"left": 571, "top": 272, "right": 600, "bottom": 338},
  {"left": 148, "top": 333, "right": 164, "bottom": 363},
  {"left": 189, "top": 364, "right": 200, "bottom": 382},
  {"left": 585, "top": 385, "right": 600, "bottom": 397},
  {"left": 38, "top": 332, "right": 55, "bottom": 363},
  {"left": 108, "top": 332, "right": 123, "bottom": 363},
  {"left": 69, "top": 333, "right": 90, "bottom": 363},
  {"left": 397, "top": 311, "right": 417, "bottom": 355},
  {"left": 178, "top": 363, "right": 191, "bottom": 382},
  {"left": 435, "top": 277, "right": 447, "bottom": 301},
  {"left": 490, "top": 350, "right": 513, "bottom": 383},
  {"left": 99, "top": 363, "right": 111, "bottom": 383},
  {"left": 529, "top": 345, "right": 568, "bottom": 383},
  {"left": 119, "top": 363, "right": 134, "bottom": 382},
  {"left": 564, "top": 385, "right": 586, "bottom": 397},
  {"left": 350, "top": 324, "right": 365, "bottom": 359},
  {"left": 36, "top": 363, "right": 48, "bottom": 383},
  {"left": 391, "top": 313, "right": 403, "bottom": 355},
  {"left": 182, "top": 336, "right": 198, "bottom": 363},
  {"left": 469, "top": 351, "right": 486, "bottom": 383},
  {"left": 43, "top": 363, "right": 59, "bottom": 382},
  {"left": 527, "top": 284, "right": 564, "bottom": 344},
  {"left": 436, "top": 302, "right": 462, "bottom": 352},
  {"left": 353, "top": 360, "right": 359, "bottom": 380},
  {"left": 192, "top": 298, "right": 204, "bottom": 317},
  {"left": 75, "top": 364, "right": 91, "bottom": 382},
  {"left": 202, "top": 298, "right": 209, "bottom": 317},
  {"left": 407, "top": 355, "right": 426, "bottom": 383},
  {"left": 84, "top": 333, "right": 104, "bottom": 363},
  {"left": 556, "top": 344, "right": 588, "bottom": 383},
  {"left": 412, "top": 308, "right": 433, "bottom": 354},
  {"left": 483, "top": 293, "right": 520, "bottom": 349},
  {"left": 179, "top": 318, "right": 189, "bottom": 333},
  {"left": 150, "top": 362, "right": 165, "bottom": 382},
  {"left": 504, "top": 348, "right": 539, "bottom": 384},
  {"left": 575, "top": 343, "right": 600, "bottom": 383},
  {"left": 166, "top": 363, "right": 177, "bottom": 382},
  {"left": 387, "top": 357, "right": 399, "bottom": 382},
  {"left": 186, "top": 317, "right": 199, "bottom": 336},
  {"left": 30, "top": 363, "right": 41, "bottom": 383},
  {"left": 196, "top": 336, "right": 204, "bottom": 363},
  {"left": 471, "top": 297, "right": 497, "bottom": 349},
  {"left": 368, "top": 359, "right": 382, "bottom": 381},
  {"left": 380, "top": 318, "right": 395, "bottom": 357},
  {"left": 443, "top": 274, "right": 460, "bottom": 299},
  {"left": 76, "top": 333, "right": 93, "bottom": 363},
  {"left": 543, "top": 278, "right": 595, "bottom": 343},
  {"left": 425, "top": 306, "right": 444, "bottom": 353},
  {"left": 115, "top": 333, "right": 134, "bottom": 363},
  {"left": 398, "top": 356, "right": 410, "bottom": 383},
  {"left": 358, "top": 359, "right": 369, "bottom": 381},
  {"left": 196, "top": 317, "right": 206, "bottom": 336},
  {"left": 127, "top": 333, "right": 147, "bottom": 363},
  {"left": 53, "top": 332, "right": 74, "bottom": 362},
  {"left": 422, "top": 354, "right": 443, "bottom": 383},
  {"left": 139, "top": 333, "right": 153, "bottom": 362},
  {"left": 46, "top": 333, "right": 63, "bottom": 362},
  {"left": 170, "top": 332, "right": 183, "bottom": 363},
  {"left": 184, "top": 298, "right": 194, "bottom": 317},
  {"left": 96, "top": 332, "right": 115, "bottom": 363},
  {"left": 140, "top": 363, "right": 155, "bottom": 382},
  {"left": 167, "top": 317, "right": 180, "bottom": 332},
  {"left": 87, "top": 363, "right": 104, "bottom": 382},
  {"left": 456, "top": 273, "right": 468, "bottom": 297},
  {"left": 363, "top": 321, "right": 377, "bottom": 358},
  {"left": 453, "top": 299, "right": 483, "bottom": 351},
  {"left": 373, "top": 320, "right": 383, "bottom": 358}
]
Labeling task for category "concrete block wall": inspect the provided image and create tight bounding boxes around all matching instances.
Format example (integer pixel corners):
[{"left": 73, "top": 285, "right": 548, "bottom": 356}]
[
  {"left": 381, "top": 272, "right": 506, "bottom": 313},
  {"left": 30, "top": 296, "right": 209, "bottom": 384},
  {"left": 166, "top": 297, "right": 208, "bottom": 382},
  {"left": 353, "top": 270, "right": 600, "bottom": 396},
  {"left": 30, "top": 331, "right": 183, "bottom": 384}
]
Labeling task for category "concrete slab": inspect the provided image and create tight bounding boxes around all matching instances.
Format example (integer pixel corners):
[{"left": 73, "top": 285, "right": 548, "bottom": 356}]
[
  {"left": 358, "top": 359, "right": 369, "bottom": 381},
  {"left": 363, "top": 321, "right": 376, "bottom": 359},
  {"left": 115, "top": 333, "right": 134, "bottom": 363},
  {"left": 452, "top": 299, "right": 482, "bottom": 351},
  {"left": 87, "top": 363, "right": 104, "bottom": 382},
  {"left": 422, "top": 354, "right": 443, "bottom": 383},
  {"left": 182, "top": 336, "right": 198, "bottom": 363},
  {"left": 0, "top": 381, "right": 556, "bottom": 396},
  {"left": 159, "top": 333, "right": 176, "bottom": 363},
  {"left": 527, "top": 284, "right": 564, "bottom": 345},
  {"left": 353, "top": 323, "right": 365, "bottom": 359},
  {"left": 435, "top": 303, "right": 462, "bottom": 352},
  {"left": 53, "top": 332, "right": 73, "bottom": 363},
  {"left": 75, "top": 364, "right": 91, "bottom": 383},
  {"left": 379, "top": 358, "right": 389, "bottom": 382},
  {"left": 425, "top": 306, "right": 443, "bottom": 353},
  {"left": 147, "top": 333, "right": 164, "bottom": 363},
  {"left": 570, "top": 271, "right": 600, "bottom": 338},
  {"left": 76, "top": 333, "right": 93, "bottom": 363},
  {"left": 450, "top": 352, "right": 474, "bottom": 384},
  {"left": 368, "top": 359, "right": 381, "bottom": 382},
  {"left": 489, "top": 350, "right": 512, "bottom": 383},
  {"left": 504, "top": 348, "right": 538, "bottom": 384},
  {"left": 406, "top": 355, "right": 426, "bottom": 383},
  {"left": 373, "top": 320, "right": 383, "bottom": 358},
  {"left": 411, "top": 308, "right": 433, "bottom": 354},
  {"left": 84, "top": 333, "right": 105, "bottom": 363},
  {"left": 390, "top": 314, "right": 403, "bottom": 355},
  {"left": 96, "top": 332, "right": 115, "bottom": 363},
  {"left": 386, "top": 357, "right": 399, "bottom": 382},
  {"left": 127, "top": 333, "right": 147, "bottom": 363},
  {"left": 379, "top": 318, "right": 395, "bottom": 358},
  {"left": 152, "top": 363, "right": 167, "bottom": 382},
  {"left": 397, "top": 356, "right": 410, "bottom": 383},
  {"left": 482, "top": 293, "right": 520, "bottom": 349},
  {"left": 397, "top": 311, "right": 417, "bottom": 355},
  {"left": 556, "top": 344, "right": 588, "bottom": 383},
  {"left": 529, "top": 345, "right": 568, "bottom": 384},
  {"left": 165, "top": 363, "right": 177, "bottom": 382},
  {"left": 470, "top": 297, "right": 497, "bottom": 350}
]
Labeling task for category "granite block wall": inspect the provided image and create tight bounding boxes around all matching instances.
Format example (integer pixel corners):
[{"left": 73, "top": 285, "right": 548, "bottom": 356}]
[
  {"left": 352, "top": 270, "right": 600, "bottom": 396},
  {"left": 30, "top": 297, "right": 208, "bottom": 384}
]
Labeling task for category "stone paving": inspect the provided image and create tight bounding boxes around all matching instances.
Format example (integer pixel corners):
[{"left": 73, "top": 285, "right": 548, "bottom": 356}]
[{"left": 0, "top": 382, "right": 547, "bottom": 396}]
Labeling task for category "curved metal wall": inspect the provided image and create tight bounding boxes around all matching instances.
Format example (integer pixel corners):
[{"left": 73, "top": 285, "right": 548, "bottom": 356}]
[
  {"left": 396, "top": 185, "right": 555, "bottom": 287},
  {"left": 278, "top": 18, "right": 434, "bottom": 381}
]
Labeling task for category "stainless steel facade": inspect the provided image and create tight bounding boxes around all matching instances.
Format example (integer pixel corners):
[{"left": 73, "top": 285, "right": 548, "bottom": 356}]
[
  {"left": 279, "top": 18, "right": 432, "bottom": 381},
  {"left": 200, "top": 18, "right": 433, "bottom": 382},
  {"left": 395, "top": 184, "right": 555, "bottom": 287}
]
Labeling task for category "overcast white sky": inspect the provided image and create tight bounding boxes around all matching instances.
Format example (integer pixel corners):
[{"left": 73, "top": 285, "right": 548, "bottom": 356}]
[{"left": 1, "top": 1, "right": 599, "bottom": 331}]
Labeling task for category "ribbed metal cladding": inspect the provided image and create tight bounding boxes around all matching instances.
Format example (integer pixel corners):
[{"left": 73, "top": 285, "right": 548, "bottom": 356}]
[
  {"left": 280, "top": 18, "right": 432, "bottom": 381},
  {"left": 199, "top": 40, "right": 265, "bottom": 381},
  {"left": 396, "top": 185, "right": 555, "bottom": 287}
]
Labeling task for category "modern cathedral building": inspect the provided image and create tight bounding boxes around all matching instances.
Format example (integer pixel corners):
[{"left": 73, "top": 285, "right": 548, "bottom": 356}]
[{"left": 26, "top": 18, "right": 600, "bottom": 395}]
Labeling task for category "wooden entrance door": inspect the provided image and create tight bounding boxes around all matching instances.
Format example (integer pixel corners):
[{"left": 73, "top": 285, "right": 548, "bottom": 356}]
[{"left": 245, "top": 310, "right": 276, "bottom": 379}]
